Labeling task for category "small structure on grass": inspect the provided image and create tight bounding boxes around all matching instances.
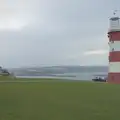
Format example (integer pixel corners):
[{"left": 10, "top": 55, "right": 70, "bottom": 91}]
[
  {"left": 92, "top": 74, "right": 107, "bottom": 82},
  {"left": 0, "top": 66, "right": 15, "bottom": 79}
]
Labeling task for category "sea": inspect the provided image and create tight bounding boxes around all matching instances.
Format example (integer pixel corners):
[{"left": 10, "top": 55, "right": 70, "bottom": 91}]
[{"left": 16, "top": 72, "right": 107, "bottom": 81}]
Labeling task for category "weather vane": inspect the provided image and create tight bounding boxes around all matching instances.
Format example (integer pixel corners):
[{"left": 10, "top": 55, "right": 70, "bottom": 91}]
[{"left": 113, "top": 10, "right": 118, "bottom": 15}]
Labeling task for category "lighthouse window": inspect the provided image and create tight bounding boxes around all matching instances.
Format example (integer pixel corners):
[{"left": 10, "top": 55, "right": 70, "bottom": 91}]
[{"left": 112, "top": 48, "right": 114, "bottom": 51}]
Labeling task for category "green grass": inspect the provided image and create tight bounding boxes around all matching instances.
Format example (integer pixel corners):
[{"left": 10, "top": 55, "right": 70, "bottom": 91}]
[
  {"left": 0, "top": 79, "right": 120, "bottom": 120},
  {"left": 0, "top": 75, "right": 13, "bottom": 80}
]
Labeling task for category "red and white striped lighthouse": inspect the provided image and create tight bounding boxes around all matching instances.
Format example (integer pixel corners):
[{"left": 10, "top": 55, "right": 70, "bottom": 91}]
[{"left": 108, "top": 13, "right": 120, "bottom": 83}]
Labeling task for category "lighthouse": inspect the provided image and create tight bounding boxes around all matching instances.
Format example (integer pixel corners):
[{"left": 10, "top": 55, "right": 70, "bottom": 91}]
[{"left": 108, "top": 12, "right": 120, "bottom": 83}]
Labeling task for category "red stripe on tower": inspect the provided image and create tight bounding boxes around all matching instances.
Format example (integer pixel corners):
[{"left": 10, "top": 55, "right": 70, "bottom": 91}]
[
  {"left": 109, "top": 32, "right": 120, "bottom": 41},
  {"left": 109, "top": 52, "right": 120, "bottom": 62},
  {"left": 108, "top": 14, "right": 120, "bottom": 84}
]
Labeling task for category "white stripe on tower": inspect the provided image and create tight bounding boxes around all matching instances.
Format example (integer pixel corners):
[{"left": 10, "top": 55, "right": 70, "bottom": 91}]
[
  {"left": 109, "top": 41, "right": 120, "bottom": 52},
  {"left": 108, "top": 16, "right": 120, "bottom": 84},
  {"left": 109, "top": 62, "right": 120, "bottom": 72}
]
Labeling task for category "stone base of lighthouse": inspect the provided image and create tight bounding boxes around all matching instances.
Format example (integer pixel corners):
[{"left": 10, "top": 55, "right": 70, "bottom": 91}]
[{"left": 107, "top": 73, "right": 120, "bottom": 84}]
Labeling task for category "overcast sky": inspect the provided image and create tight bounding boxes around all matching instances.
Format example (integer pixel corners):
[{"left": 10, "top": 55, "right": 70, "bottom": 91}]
[{"left": 0, "top": 0, "right": 119, "bottom": 68}]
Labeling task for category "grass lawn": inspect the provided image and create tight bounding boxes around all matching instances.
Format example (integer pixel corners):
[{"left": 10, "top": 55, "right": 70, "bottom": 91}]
[{"left": 0, "top": 79, "right": 119, "bottom": 120}]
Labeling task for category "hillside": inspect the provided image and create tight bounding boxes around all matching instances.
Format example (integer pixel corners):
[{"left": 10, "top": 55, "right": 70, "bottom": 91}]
[{"left": 9, "top": 66, "right": 108, "bottom": 76}]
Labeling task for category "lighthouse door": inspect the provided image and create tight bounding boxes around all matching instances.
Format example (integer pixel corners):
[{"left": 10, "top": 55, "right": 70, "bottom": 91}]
[{"left": 112, "top": 76, "right": 114, "bottom": 81}]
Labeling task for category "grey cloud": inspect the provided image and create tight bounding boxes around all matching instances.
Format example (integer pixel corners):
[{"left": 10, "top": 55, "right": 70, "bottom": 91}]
[{"left": 0, "top": 0, "right": 119, "bottom": 68}]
